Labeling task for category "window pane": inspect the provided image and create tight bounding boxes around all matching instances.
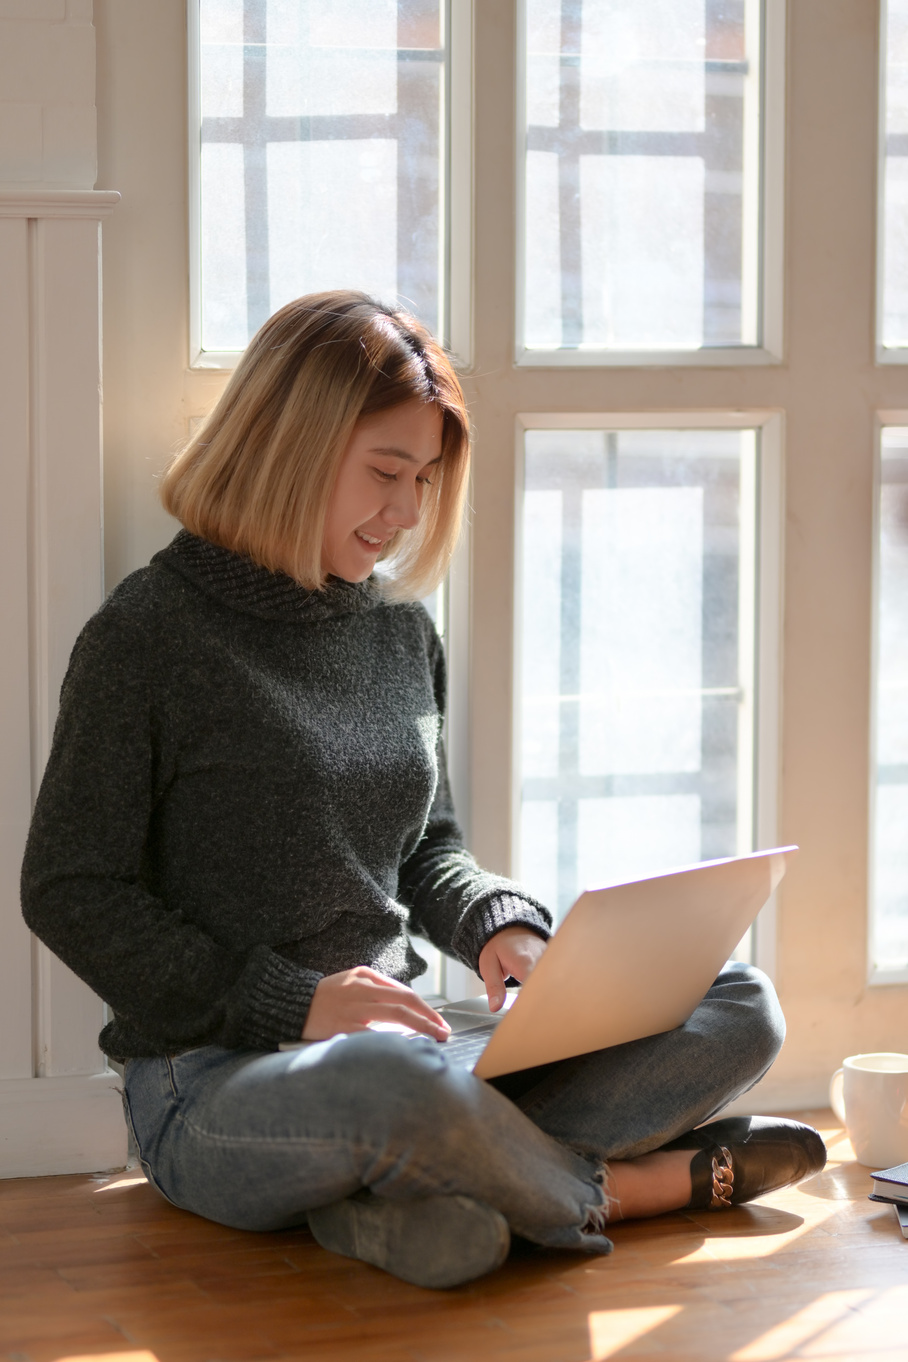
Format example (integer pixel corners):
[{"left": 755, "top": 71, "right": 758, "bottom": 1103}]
[
  {"left": 881, "top": 1, "right": 908, "bottom": 350},
  {"left": 578, "top": 483, "right": 704, "bottom": 775},
  {"left": 580, "top": 155, "right": 705, "bottom": 349},
  {"left": 198, "top": 0, "right": 446, "bottom": 353},
  {"left": 517, "top": 427, "right": 757, "bottom": 924},
  {"left": 201, "top": 143, "right": 248, "bottom": 348},
  {"left": 521, "top": 0, "right": 763, "bottom": 352},
  {"left": 871, "top": 430, "right": 908, "bottom": 970},
  {"left": 266, "top": 1, "right": 399, "bottom": 117},
  {"left": 266, "top": 140, "right": 399, "bottom": 305}
]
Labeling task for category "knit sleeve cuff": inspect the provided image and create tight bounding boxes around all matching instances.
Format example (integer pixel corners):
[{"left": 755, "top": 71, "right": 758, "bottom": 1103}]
[
  {"left": 451, "top": 892, "right": 552, "bottom": 975},
  {"left": 222, "top": 947, "right": 323, "bottom": 1050}
]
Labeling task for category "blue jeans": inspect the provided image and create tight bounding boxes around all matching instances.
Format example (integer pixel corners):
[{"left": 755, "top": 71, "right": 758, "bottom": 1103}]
[{"left": 123, "top": 962, "right": 784, "bottom": 1250}]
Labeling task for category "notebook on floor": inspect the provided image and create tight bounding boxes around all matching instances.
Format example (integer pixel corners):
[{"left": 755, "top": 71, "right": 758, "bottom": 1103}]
[{"left": 282, "top": 846, "right": 797, "bottom": 1080}]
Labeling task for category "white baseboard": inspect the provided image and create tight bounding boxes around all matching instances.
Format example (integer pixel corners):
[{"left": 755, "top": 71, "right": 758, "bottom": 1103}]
[{"left": 0, "top": 1071, "right": 129, "bottom": 1178}]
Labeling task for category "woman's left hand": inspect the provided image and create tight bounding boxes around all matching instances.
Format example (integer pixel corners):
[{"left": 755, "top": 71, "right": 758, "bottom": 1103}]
[{"left": 478, "top": 927, "right": 548, "bottom": 1012}]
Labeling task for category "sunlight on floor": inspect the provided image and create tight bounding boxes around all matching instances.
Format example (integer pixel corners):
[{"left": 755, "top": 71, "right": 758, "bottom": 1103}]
[
  {"left": 668, "top": 1193, "right": 841, "bottom": 1262},
  {"left": 823, "top": 1130, "right": 858, "bottom": 1163},
  {"left": 91, "top": 1173, "right": 147, "bottom": 1193},
  {"left": 730, "top": 1291, "right": 873, "bottom": 1360},
  {"left": 799, "top": 1285, "right": 908, "bottom": 1358},
  {"left": 54, "top": 1354, "right": 160, "bottom": 1362},
  {"left": 728, "top": 1285, "right": 908, "bottom": 1361},
  {"left": 587, "top": 1305, "right": 682, "bottom": 1358}
]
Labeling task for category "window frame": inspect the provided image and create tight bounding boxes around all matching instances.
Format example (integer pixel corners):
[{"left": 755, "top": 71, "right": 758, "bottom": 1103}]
[
  {"left": 868, "top": 412, "right": 908, "bottom": 985},
  {"left": 876, "top": 0, "right": 908, "bottom": 366},
  {"left": 513, "top": 0, "right": 787, "bottom": 369}
]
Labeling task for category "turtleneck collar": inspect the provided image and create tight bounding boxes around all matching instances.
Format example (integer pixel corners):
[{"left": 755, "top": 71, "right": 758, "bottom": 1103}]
[{"left": 152, "top": 530, "right": 385, "bottom": 623}]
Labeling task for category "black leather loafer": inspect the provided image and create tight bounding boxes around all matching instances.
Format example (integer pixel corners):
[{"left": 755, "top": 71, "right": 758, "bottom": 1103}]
[{"left": 663, "top": 1115, "right": 827, "bottom": 1209}]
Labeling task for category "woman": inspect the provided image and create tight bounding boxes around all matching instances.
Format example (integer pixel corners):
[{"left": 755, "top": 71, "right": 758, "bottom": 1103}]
[{"left": 21, "top": 291, "right": 825, "bottom": 1290}]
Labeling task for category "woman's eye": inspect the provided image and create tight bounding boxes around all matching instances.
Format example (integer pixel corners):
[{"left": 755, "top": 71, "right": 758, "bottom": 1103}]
[{"left": 372, "top": 467, "right": 432, "bottom": 486}]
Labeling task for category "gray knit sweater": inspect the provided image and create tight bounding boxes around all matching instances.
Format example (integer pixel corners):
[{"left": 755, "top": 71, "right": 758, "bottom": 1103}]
[{"left": 20, "top": 531, "right": 551, "bottom": 1060}]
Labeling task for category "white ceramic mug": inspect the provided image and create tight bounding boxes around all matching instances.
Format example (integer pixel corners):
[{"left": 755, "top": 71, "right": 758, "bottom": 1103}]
[{"left": 828, "top": 1052, "right": 908, "bottom": 1168}]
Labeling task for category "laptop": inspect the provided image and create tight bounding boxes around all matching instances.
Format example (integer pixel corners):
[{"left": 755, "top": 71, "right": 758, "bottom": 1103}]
[
  {"left": 281, "top": 846, "right": 796, "bottom": 1079},
  {"left": 429, "top": 845, "right": 795, "bottom": 1078}
]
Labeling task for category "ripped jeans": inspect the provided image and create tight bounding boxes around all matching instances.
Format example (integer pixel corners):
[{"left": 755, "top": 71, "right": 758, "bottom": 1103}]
[{"left": 122, "top": 962, "right": 785, "bottom": 1250}]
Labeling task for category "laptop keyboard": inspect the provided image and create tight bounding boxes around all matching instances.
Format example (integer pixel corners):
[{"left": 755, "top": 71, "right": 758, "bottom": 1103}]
[{"left": 431, "top": 1021, "right": 497, "bottom": 1069}]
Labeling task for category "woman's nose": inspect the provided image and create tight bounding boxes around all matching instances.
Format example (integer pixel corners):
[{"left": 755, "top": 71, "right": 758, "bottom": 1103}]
[{"left": 383, "top": 480, "right": 422, "bottom": 530}]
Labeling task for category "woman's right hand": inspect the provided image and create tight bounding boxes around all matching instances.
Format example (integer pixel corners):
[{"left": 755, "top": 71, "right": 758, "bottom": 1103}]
[{"left": 301, "top": 966, "right": 452, "bottom": 1042}]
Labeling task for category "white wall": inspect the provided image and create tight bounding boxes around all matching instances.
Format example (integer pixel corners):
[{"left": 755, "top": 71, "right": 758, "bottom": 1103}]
[
  {"left": 0, "top": 0, "right": 126, "bottom": 1175},
  {"left": 0, "top": 0, "right": 96, "bottom": 190},
  {"left": 96, "top": 0, "right": 215, "bottom": 590}
]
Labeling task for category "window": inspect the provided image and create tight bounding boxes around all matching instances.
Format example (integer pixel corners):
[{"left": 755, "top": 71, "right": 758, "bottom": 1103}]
[
  {"left": 517, "top": 423, "right": 756, "bottom": 910},
  {"left": 880, "top": 0, "right": 908, "bottom": 359},
  {"left": 514, "top": 416, "right": 780, "bottom": 962},
  {"left": 192, "top": 0, "right": 453, "bottom": 364},
  {"left": 870, "top": 427, "right": 908, "bottom": 979},
  {"left": 518, "top": 0, "right": 782, "bottom": 363}
]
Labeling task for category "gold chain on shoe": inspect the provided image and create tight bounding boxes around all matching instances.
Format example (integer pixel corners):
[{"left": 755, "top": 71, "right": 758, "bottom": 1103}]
[{"left": 710, "top": 1147, "right": 734, "bottom": 1208}]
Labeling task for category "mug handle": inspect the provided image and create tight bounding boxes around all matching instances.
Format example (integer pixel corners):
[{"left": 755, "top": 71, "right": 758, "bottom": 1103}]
[{"left": 829, "top": 1067, "right": 845, "bottom": 1123}]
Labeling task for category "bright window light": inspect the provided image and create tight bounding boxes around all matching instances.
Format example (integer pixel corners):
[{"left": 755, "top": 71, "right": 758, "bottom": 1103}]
[
  {"left": 517, "top": 426, "right": 758, "bottom": 926},
  {"left": 871, "top": 428, "right": 908, "bottom": 975},
  {"left": 880, "top": 0, "right": 908, "bottom": 355},
  {"left": 520, "top": 0, "right": 764, "bottom": 354},
  {"left": 194, "top": 0, "right": 448, "bottom": 360}
]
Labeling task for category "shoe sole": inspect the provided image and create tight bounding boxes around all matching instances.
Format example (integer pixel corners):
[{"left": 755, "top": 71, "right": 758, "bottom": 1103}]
[{"left": 308, "top": 1191, "right": 511, "bottom": 1289}]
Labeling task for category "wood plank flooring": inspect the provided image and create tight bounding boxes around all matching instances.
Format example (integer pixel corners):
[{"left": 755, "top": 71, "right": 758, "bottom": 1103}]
[{"left": 1, "top": 1109, "right": 905, "bottom": 1362}]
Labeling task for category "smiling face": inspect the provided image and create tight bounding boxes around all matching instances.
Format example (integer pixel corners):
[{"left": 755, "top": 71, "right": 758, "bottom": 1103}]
[{"left": 320, "top": 400, "right": 444, "bottom": 583}]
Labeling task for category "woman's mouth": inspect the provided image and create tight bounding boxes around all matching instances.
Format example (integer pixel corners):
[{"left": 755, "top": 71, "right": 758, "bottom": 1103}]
[{"left": 356, "top": 531, "right": 383, "bottom": 548}]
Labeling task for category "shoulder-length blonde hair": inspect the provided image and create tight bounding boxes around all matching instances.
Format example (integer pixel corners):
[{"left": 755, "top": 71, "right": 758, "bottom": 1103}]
[{"left": 160, "top": 291, "right": 470, "bottom": 600}]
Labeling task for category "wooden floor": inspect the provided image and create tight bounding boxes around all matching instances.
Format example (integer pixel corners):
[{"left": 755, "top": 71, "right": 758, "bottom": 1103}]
[{"left": 1, "top": 1109, "right": 905, "bottom": 1362}]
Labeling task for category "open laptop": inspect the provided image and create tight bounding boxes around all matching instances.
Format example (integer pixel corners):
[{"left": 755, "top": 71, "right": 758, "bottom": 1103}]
[
  {"left": 428, "top": 845, "right": 795, "bottom": 1078},
  {"left": 281, "top": 846, "right": 795, "bottom": 1079}
]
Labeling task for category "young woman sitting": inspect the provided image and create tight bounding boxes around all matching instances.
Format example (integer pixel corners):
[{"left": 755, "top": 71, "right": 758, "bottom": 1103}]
[{"left": 21, "top": 291, "right": 825, "bottom": 1289}]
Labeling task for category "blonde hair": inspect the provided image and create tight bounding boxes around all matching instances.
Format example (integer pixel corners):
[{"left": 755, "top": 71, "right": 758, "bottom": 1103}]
[{"left": 161, "top": 291, "right": 471, "bottom": 599}]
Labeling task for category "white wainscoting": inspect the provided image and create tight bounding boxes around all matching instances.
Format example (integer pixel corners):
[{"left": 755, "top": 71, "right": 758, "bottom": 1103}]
[{"left": 0, "top": 189, "right": 127, "bottom": 1177}]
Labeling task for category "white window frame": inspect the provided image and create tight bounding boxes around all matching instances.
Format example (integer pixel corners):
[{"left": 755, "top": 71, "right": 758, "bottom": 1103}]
[
  {"left": 186, "top": 0, "right": 475, "bottom": 372},
  {"left": 868, "top": 412, "right": 908, "bottom": 984},
  {"left": 877, "top": 0, "right": 890, "bottom": 364},
  {"left": 876, "top": 1, "right": 908, "bottom": 366},
  {"left": 513, "top": 0, "right": 786, "bottom": 369},
  {"left": 511, "top": 409, "right": 784, "bottom": 976},
  {"left": 410, "top": 523, "right": 477, "bottom": 1003}
]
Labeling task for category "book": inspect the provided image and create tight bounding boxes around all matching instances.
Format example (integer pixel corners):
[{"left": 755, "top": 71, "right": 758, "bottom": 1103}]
[
  {"left": 898, "top": 1205, "right": 908, "bottom": 1240},
  {"left": 867, "top": 1160, "right": 908, "bottom": 1205}
]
